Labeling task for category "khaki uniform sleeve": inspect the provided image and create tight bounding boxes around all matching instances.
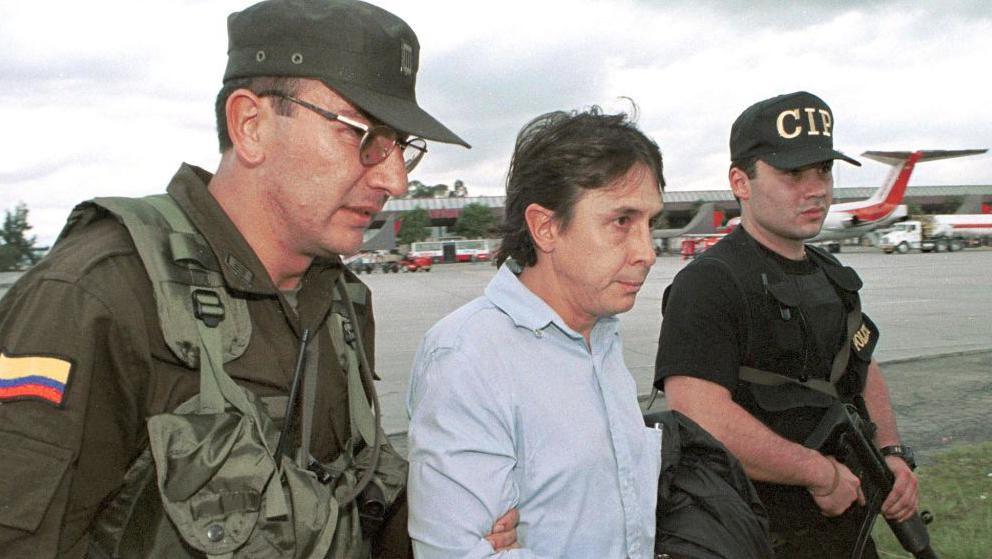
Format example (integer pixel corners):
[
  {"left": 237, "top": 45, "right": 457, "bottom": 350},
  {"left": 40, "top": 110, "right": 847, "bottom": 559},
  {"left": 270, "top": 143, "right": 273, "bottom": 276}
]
[{"left": 0, "top": 268, "right": 146, "bottom": 558}]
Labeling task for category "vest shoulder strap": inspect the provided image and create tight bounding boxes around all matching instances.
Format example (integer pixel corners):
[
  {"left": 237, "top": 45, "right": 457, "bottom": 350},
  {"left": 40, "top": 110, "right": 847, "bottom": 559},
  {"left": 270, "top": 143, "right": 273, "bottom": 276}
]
[
  {"left": 738, "top": 258, "right": 864, "bottom": 400},
  {"left": 67, "top": 194, "right": 251, "bottom": 368},
  {"left": 739, "top": 365, "right": 839, "bottom": 398}
]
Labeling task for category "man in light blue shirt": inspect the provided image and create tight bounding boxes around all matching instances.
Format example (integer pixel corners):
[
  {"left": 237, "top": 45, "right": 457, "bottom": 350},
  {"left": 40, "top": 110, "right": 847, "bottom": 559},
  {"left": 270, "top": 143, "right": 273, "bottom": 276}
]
[{"left": 407, "top": 107, "right": 666, "bottom": 558}]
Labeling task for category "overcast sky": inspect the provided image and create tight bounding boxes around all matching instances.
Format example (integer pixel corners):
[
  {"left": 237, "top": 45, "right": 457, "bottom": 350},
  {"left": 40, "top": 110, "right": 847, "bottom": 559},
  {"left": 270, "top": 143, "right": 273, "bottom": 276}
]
[{"left": 2, "top": 0, "right": 990, "bottom": 245}]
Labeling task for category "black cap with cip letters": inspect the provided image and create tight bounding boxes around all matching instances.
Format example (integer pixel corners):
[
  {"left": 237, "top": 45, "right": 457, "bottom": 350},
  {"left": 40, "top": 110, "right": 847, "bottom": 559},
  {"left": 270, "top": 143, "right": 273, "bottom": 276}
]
[
  {"left": 730, "top": 91, "right": 860, "bottom": 169},
  {"left": 224, "top": 0, "right": 469, "bottom": 147}
]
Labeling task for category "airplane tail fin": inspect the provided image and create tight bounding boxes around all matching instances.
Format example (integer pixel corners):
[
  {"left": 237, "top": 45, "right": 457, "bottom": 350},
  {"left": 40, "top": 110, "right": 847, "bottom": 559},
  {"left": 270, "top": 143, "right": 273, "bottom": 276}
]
[
  {"left": 860, "top": 149, "right": 988, "bottom": 206},
  {"left": 955, "top": 194, "right": 986, "bottom": 214},
  {"left": 680, "top": 202, "right": 720, "bottom": 235},
  {"left": 653, "top": 202, "right": 719, "bottom": 239},
  {"left": 359, "top": 213, "right": 399, "bottom": 252}
]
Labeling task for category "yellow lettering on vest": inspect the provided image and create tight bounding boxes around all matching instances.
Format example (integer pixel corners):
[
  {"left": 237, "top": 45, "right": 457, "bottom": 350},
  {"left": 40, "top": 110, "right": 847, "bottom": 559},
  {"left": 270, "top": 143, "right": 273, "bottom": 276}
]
[
  {"left": 852, "top": 323, "right": 871, "bottom": 351},
  {"left": 804, "top": 108, "right": 821, "bottom": 135},
  {"left": 777, "top": 109, "right": 802, "bottom": 139},
  {"left": 819, "top": 109, "right": 832, "bottom": 137}
]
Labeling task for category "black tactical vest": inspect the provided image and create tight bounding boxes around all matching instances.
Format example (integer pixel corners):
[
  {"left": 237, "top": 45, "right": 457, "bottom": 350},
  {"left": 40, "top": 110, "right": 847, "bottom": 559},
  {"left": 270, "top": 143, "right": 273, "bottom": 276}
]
[{"left": 691, "top": 227, "right": 878, "bottom": 443}]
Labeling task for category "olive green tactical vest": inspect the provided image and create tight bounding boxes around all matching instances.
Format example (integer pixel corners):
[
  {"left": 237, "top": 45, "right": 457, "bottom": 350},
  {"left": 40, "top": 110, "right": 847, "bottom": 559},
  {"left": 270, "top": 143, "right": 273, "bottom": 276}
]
[{"left": 58, "top": 195, "right": 406, "bottom": 558}]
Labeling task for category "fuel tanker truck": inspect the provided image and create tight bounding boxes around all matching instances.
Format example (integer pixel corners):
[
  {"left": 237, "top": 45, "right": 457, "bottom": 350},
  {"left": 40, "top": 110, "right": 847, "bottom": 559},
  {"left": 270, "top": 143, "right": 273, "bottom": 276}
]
[{"left": 879, "top": 214, "right": 992, "bottom": 253}]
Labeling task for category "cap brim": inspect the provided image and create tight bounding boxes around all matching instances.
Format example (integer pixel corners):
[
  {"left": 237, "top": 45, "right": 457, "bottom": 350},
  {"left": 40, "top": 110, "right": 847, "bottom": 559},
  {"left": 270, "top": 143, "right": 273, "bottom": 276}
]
[
  {"left": 762, "top": 146, "right": 861, "bottom": 169},
  {"left": 322, "top": 79, "right": 470, "bottom": 148}
]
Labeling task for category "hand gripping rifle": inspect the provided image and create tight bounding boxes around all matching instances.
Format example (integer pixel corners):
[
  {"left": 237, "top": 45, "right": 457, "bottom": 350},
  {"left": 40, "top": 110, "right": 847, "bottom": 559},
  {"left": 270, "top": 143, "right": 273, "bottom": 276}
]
[{"left": 804, "top": 401, "right": 937, "bottom": 559}]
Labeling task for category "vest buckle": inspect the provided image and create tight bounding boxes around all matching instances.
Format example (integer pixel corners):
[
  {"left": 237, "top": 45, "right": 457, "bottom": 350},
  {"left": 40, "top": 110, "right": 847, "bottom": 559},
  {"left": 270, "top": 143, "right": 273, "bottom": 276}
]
[{"left": 192, "top": 289, "right": 225, "bottom": 328}]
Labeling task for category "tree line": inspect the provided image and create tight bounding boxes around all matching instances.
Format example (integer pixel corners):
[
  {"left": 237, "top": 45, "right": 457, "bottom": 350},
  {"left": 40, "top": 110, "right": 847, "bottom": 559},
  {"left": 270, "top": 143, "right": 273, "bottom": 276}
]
[
  {"left": 2, "top": 176, "right": 502, "bottom": 271},
  {"left": 403, "top": 179, "right": 469, "bottom": 199},
  {"left": 0, "top": 203, "right": 41, "bottom": 272},
  {"left": 396, "top": 178, "right": 499, "bottom": 245},
  {"left": 397, "top": 203, "right": 498, "bottom": 245}
]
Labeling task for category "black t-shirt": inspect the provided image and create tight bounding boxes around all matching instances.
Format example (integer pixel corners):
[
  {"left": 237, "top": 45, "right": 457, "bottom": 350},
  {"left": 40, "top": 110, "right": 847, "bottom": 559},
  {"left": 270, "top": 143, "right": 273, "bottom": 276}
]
[
  {"left": 655, "top": 240, "right": 845, "bottom": 394},
  {"left": 655, "top": 255, "right": 745, "bottom": 391},
  {"left": 654, "top": 232, "right": 860, "bottom": 532}
]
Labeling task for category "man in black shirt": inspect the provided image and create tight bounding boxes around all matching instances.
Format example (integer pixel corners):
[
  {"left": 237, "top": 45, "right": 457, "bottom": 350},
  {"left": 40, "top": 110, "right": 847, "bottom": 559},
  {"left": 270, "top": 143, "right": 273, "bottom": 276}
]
[{"left": 654, "top": 91, "right": 919, "bottom": 558}]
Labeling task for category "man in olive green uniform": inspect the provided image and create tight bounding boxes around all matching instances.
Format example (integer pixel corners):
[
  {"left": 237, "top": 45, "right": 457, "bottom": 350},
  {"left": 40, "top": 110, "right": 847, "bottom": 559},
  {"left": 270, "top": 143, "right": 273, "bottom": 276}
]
[{"left": 0, "top": 1, "right": 516, "bottom": 557}]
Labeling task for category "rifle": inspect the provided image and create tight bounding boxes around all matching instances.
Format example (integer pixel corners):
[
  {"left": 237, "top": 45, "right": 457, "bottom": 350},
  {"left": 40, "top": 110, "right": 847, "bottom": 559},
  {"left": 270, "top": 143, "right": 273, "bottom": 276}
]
[{"left": 804, "top": 401, "right": 937, "bottom": 559}]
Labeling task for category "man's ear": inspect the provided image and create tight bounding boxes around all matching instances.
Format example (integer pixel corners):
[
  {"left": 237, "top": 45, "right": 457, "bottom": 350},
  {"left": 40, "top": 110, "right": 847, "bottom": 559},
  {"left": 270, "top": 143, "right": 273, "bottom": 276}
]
[
  {"left": 729, "top": 167, "right": 751, "bottom": 201},
  {"left": 226, "top": 89, "right": 266, "bottom": 166},
  {"left": 524, "top": 203, "right": 558, "bottom": 254}
]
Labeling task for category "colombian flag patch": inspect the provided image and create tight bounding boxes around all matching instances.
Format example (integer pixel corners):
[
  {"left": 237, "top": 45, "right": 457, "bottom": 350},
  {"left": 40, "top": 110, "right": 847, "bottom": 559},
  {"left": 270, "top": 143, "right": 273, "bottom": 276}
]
[{"left": 0, "top": 351, "right": 73, "bottom": 407}]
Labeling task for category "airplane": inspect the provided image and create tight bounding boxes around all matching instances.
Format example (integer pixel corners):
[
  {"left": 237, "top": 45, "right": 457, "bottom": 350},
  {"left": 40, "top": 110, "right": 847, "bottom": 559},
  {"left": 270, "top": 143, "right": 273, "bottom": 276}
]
[
  {"left": 653, "top": 202, "right": 722, "bottom": 240},
  {"left": 341, "top": 213, "right": 400, "bottom": 272},
  {"left": 811, "top": 149, "right": 987, "bottom": 251},
  {"left": 653, "top": 202, "right": 730, "bottom": 255},
  {"left": 954, "top": 193, "right": 989, "bottom": 214},
  {"left": 358, "top": 213, "right": 399, "bottom": 252},
  {"left": 674, "top": 149, "right": 987, "bottom": 257}
]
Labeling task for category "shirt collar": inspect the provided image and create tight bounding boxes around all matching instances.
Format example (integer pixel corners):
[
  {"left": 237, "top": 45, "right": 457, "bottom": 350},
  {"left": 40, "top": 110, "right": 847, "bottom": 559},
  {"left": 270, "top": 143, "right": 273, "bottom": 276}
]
[{"left": 484, "top": 264, "right": 619, "bottom": 341}]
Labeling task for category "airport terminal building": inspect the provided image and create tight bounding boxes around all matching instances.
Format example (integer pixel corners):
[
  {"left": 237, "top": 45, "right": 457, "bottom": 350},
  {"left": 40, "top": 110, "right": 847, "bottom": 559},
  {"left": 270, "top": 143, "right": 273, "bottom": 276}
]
[{"left": 372, "top": 184, "right": 992, "bottom": 238}]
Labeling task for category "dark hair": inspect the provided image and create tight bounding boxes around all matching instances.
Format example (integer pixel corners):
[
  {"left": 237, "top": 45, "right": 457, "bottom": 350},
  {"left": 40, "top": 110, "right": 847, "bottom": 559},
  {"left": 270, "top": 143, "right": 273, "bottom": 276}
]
[
  {"left": 215, "top": 76, "right": 302, "bottom": 152},
  {"left": 730, "top": 156, "right": 758, "bottom": 179},
  {"left": 496, "top": 106, "right": 665, "bottom": 267}
]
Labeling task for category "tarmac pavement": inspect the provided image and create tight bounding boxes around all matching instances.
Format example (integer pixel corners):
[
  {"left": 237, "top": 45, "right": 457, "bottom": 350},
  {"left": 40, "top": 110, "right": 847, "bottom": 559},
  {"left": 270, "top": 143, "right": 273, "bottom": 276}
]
[
  {"left": 3, "top": 249, "right": 990, "bottom": 463},
  {"left": 360, "top": 249, "right": 992, "bottom": 460}
]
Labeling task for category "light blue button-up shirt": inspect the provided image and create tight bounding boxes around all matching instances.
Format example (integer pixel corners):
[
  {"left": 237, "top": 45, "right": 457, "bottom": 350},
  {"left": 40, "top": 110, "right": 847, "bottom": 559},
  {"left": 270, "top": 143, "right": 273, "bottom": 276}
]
[{"left": 407, "top": 265, "right": 661, "bottom": 558}]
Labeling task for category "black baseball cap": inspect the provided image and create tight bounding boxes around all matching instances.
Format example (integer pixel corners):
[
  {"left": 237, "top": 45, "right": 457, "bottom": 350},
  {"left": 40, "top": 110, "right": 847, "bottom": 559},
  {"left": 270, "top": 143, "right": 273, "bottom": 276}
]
[
  {"left": 730, "top": 91, "right": 859, "bottom": 169},
  {"left": 224, "top": 0, "right": 469, "bottom": 147}
]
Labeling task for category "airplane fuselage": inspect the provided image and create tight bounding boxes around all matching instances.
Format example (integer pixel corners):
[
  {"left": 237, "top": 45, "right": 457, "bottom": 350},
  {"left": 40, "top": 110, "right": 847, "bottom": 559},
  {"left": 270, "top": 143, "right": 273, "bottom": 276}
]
[
  {"left": 812, "top": 204, "right": 908, "bottom": 242},
  {"left": 809, "top": 149, "right": 986, "bottom": 244}
]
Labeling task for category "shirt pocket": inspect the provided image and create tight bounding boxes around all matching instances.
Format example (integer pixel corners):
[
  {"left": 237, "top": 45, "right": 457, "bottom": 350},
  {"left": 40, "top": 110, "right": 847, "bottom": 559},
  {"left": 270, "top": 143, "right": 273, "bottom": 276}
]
[{"left": 0, "top": 431, "right": 73, "bottom": 533}]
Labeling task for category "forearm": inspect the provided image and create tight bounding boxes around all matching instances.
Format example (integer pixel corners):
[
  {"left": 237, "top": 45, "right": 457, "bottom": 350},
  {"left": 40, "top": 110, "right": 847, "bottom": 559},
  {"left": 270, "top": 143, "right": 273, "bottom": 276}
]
[
  {"left": 664, "top": 376, "right": 835, "bottom": 490},
  {"left": 862, "top": 361, "right": 920, "bottom": 519},
  {"left": 407, "top": 349, "right": 541, "bottom": 558},
  {"left": 408, "top": 461, "right": 545, "bottom": 559},
  {"left": 687, "top": 398, "right": 833, "bottom": 487},
  {"left": 862, "top": 359, "right": 902, "bottom": 447}
]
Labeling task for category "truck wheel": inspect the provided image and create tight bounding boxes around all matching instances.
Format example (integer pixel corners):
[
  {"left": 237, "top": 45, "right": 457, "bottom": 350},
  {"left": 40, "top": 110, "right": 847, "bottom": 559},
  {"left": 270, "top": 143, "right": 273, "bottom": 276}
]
[
  {"left": 949, "top": 239, "right": 962, "bottom": 252},
  {"left": 935, "top": 239, "right": 947, "bottom": 252},
  {"left": 896, "top": 242, "right": 909, "bottom": 254}
]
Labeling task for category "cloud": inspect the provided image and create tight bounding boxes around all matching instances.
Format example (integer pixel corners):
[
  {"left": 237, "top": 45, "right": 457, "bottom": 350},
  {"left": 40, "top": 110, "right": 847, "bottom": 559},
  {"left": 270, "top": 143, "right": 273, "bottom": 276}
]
[{"left": 3, "top": 0, "right": 990, "bottom": 245}]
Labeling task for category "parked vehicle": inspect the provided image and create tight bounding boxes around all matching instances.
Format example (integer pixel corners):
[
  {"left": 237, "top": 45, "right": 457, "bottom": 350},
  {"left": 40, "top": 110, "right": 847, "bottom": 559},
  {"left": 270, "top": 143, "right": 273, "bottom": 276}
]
[
  {"left": 345, "top": 250, "right": 403, "bottom": 273},
  {"left": 409, "top": 239, "right": 492, "bottom": 263},
  {"left": 401, "top": 255, "right": 433, "bottom": 272},
  {"left": 679, "top": 235, "right": 723, "bottom": 259},
  {"left": 378, "top": 251, "right": 403, "bottom": 273},
  {"left": 880, "top": 217, "right": 951, "bottom": 253},
  {"left": 346, "top": 255, "right": 375, "bottom": 274},
  {"left": 879, "top": 214, "right": 992, "bottom": 253}
]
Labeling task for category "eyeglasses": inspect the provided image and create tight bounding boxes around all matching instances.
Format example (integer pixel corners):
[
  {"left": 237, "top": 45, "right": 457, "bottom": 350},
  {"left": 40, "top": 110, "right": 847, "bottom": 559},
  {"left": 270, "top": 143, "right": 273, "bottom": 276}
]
[{"left": 258, "top": 91, "right": 427, "bottom": 172}]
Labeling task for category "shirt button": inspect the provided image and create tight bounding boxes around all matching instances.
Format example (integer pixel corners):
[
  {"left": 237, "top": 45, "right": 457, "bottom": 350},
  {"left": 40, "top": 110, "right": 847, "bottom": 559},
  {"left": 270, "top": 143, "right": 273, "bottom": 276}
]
[{"left": 533, "top": 329, "right": 543, "bottom": 338}]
